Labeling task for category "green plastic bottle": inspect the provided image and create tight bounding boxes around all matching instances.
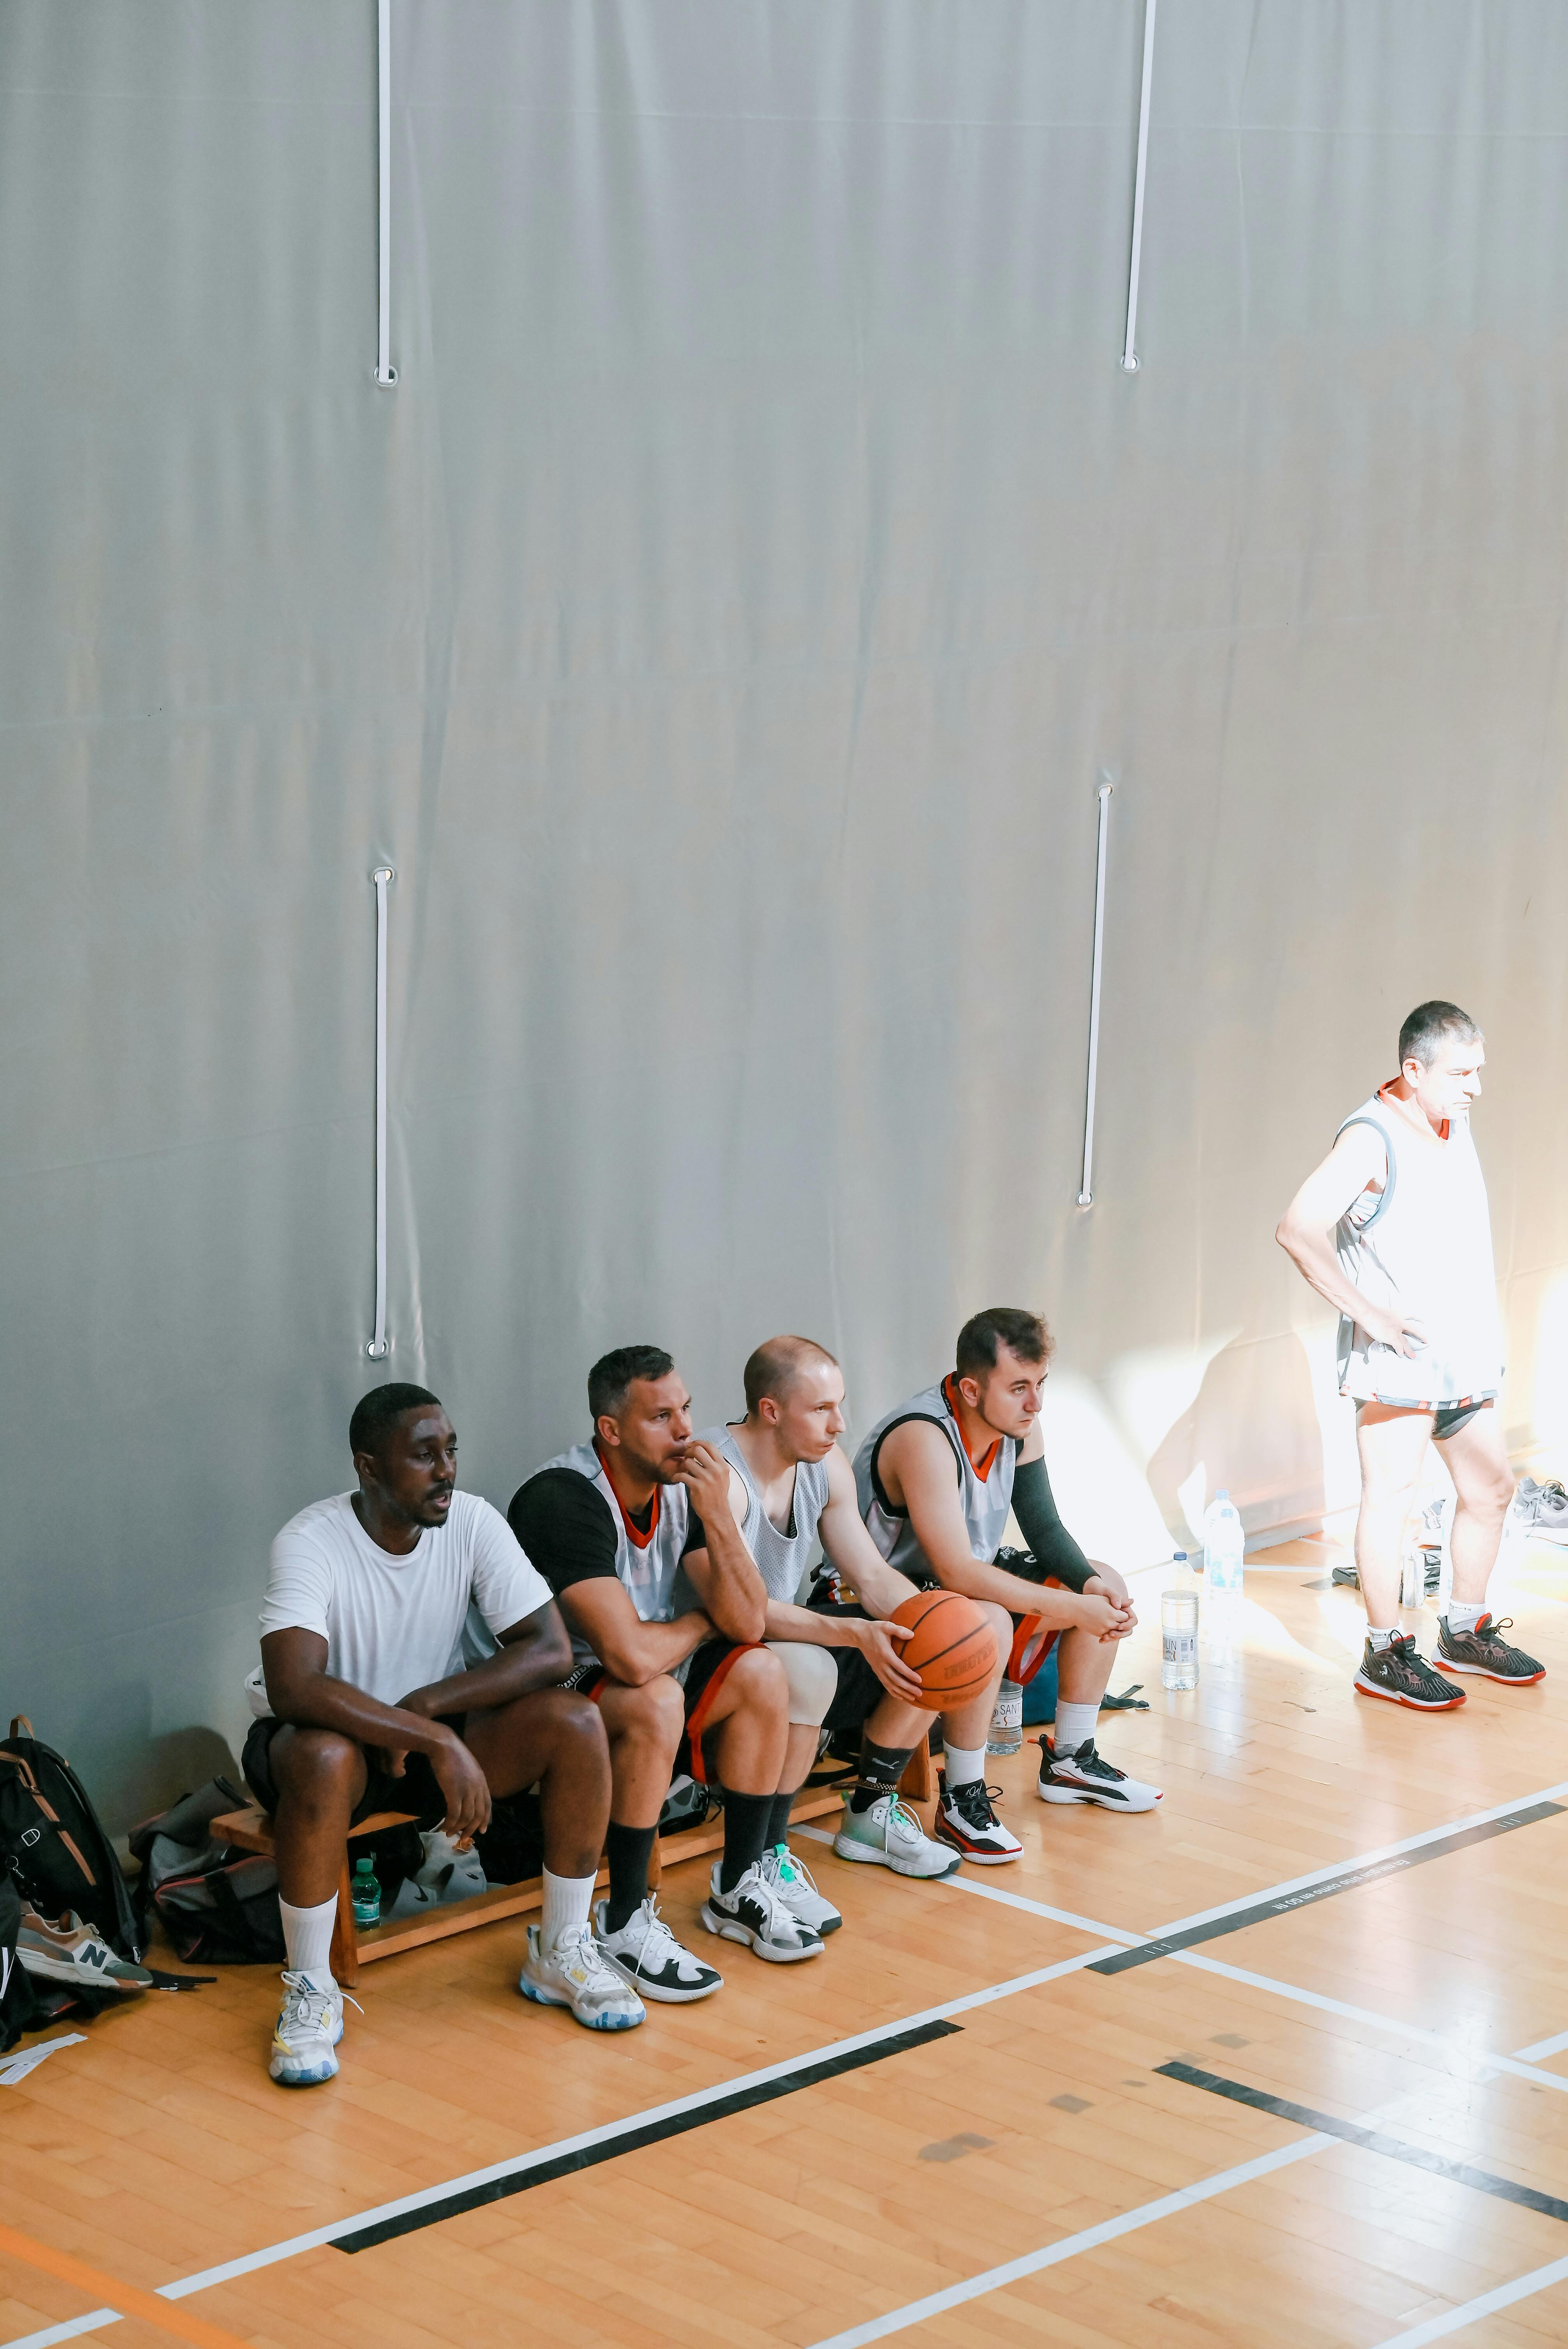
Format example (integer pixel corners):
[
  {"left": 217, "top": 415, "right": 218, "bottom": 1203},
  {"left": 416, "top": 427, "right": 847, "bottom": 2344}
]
[{"left": 351, "top": 1853, "right": 381, "bottom": 1929}]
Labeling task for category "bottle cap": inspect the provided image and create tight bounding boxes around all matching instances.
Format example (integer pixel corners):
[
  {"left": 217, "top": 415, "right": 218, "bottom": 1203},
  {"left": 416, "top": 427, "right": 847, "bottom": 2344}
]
[
  {"left": 1173, "top": 1551, "right": 1187, "bottom": 1562},
  {"left": 356, "top": 1855, "right": 374, "bottom": 1873},
  {"left": 1216, "top": 1488, "right": 1229, "bottom": 1500}
]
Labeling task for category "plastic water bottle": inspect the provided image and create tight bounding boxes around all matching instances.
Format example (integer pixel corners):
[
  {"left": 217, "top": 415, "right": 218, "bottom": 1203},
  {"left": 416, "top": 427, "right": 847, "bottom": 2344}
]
[
  {"left": 1203, "top": 1490, "right": 1245, "bottom": 1594},
  {"left": 351, "top": 1854, "right": 381, "bottom": 1929},
  {"left": 1162, "top": 1553, "right": 1199, "bottom": 1691},
  {"left": 988, "top": 1677, "right": 1023, "bottom": 1755}
]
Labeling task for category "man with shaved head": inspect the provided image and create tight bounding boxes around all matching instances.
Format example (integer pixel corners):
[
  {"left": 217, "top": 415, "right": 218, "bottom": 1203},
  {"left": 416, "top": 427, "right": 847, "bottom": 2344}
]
[{"left": 681, "top": 1336, "right": 962, "bottom": 1931}]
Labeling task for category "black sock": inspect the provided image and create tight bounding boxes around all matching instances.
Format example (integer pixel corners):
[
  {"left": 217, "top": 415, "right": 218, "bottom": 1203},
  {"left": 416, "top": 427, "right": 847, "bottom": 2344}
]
[
  {"left": 766, "top": 1787, "right": 801, "bottom": 1850},
  {"left": 719, "top": 1790, "right": 775, "bottom": 1893},
  {"left": 603, "top": 1821, "right": 657, "bottom": 1934},
  {"left": 849, "top": 1736, "right": 914, "bottom": 1815}
]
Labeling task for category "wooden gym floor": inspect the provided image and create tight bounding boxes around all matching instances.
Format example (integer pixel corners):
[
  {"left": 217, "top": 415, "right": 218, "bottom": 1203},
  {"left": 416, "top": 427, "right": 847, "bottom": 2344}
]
[{"left": 7, "top": 1534, "right": 1568, "bottom": 2349}]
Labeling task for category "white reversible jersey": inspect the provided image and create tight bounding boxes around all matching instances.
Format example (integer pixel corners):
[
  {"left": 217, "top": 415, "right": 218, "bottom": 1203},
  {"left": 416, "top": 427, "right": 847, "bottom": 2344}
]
[
  {"left": 1333, "top": 1088, "right": 1504, "bottom": 1409},
  {"left": 538, "top": 1439, "right": 692, "bottom": 1667},
  {"left": 852, "top": 1379, "right": 1015, "bottom": 1586},
  {"left": 702, "top": 1424, "right": 831, "bottom": 1604}
]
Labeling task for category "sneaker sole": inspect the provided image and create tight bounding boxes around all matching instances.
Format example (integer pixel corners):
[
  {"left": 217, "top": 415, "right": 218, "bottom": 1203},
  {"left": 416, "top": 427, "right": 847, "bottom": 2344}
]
[
  {"left": 269, "top": 2051, "right": 339, "bottom": 2086},
  {"left": 517, "top": 1975, "right": 645, "bottom": 2027},
  {"left": 1353, "top": 1669, "right": 1465, "bottom": 1710},
  {"left": 832, "top": 1832, "right": 959, "bottom": 1880},
  {"left": 17, "top": 1952, "right": 148, "bottom": 1992},
  {"left": 931, "top": 1829, "right": 1022, "bottom": 1866},
  {"left": 698, "top": 1902, "right": 823, "bottom": 1960},
  {"left": 1037, "top": 1782, "right": 1161, "bottom": 1812},
  {"left": 1435, "top": 1657, "right": 1546, "bottom": 1684}
]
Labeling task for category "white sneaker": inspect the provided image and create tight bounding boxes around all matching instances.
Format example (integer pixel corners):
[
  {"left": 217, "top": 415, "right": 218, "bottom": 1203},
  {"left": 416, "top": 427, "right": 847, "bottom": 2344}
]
[
  {"left": 1038, "top": 1737, "right": 1162, "bottom": 1812},
  {"left": 758, "top": 1842, "right": 843, "bottom": 1933},
  {"left": 519, "top": 1922, "right": 646, "bottom": 2029},
  {"left": 700, "top": 1863, "right": 824, "bottom": 1962},
  {"left": 833, "top": 1794, "right": 960, "bottom": 1878},
  {"left": 269, "top": 1970, "right": 346, "bottom": 2087},
  {"left": 17, "top": 1909, "right": 154, "bottom": 1996},
  {"left": 593, "top": 1896, "right": 723, "bottom": 2003},
  {"left": 934, "top": 1773, "right": 1025, "bottom": 1864}
]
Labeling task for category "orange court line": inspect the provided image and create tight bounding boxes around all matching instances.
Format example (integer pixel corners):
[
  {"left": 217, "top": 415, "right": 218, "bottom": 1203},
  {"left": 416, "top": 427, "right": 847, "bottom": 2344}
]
[{"left": 0, "top": 2220, "right": 256, "bottom": 2349}]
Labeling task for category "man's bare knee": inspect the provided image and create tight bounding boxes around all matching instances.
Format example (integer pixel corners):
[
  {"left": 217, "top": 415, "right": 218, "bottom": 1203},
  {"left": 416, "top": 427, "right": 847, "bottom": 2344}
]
[
  {"left": 273, "top": 1727, "right": 363, "bottom": 1807},
  {"left": 622, "top": 1675, "right": 685, "bottom": 1743}
]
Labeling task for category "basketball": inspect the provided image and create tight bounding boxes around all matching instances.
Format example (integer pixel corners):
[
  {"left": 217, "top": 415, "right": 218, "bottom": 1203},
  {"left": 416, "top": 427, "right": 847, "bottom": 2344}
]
[{"left": 891, "top": 1588, "right": 998, "bottom": 1711}]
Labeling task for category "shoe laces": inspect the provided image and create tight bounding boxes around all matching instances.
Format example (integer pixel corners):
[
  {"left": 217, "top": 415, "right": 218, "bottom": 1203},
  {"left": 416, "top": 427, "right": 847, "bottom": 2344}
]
[
  {"left": 552, "top": 1922, "right": 625, "bottom": 1990},
  {"left": 727, "top": 1862, "right": 798, "bottom": 1934},
  {"left": 764, "top": 1843, "right": 821, "bottom": 1894},
  {"left": 1060, "top": 1740, "right": 1123, "bottom": 1782},
  {"left": 279, "top": 1971, "right": 358, "bottom": 2029},
  {"left": 618, "top": 1897, "right": 681, "bottom": 1968},
  {"left": 948, "top": 1777, "right": 1003, "bottom": 1829}
]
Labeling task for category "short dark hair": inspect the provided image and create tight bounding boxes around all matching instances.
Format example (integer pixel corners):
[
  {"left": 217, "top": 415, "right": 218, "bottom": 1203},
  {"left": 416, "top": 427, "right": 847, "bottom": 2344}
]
[
  {"left": 1399, "top": 1000, "right": 1482, "bottom": 1070},
  {"left": 955, "top": 1308, "right": 1053, "bottom": 1381},
  {"left": 588, "top": 1345, "right": 675, "bottom": 1422},
  {"left": 349, "top": 1381, "right": 442, "bottom": 1460},
  {"left": 743, "top": 1335, "right": 840, "bottom": 1414}
]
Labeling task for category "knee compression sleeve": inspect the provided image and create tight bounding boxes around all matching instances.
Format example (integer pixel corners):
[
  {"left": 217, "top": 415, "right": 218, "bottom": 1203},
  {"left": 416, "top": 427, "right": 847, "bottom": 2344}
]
[{"left": 766, "top": 1639, "right": 837, "bottom": 1727}]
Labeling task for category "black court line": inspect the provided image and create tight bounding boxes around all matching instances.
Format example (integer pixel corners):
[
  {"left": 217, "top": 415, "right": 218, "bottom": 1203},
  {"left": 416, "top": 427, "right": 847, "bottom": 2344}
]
[
  {"left": 335, "top": 2017, "right": 963, "bottom": 2252},
  {"left": 1090, "top": 1801, "right": 1564, "bottom": 1976},
  {"left": 1159, "top": 2061, "right": 1568, "bottom": 2227}
]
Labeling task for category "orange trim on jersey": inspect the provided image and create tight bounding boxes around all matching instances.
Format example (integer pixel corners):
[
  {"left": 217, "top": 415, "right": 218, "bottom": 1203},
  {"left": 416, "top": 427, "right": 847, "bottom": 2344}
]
[
  {"left": 942, "top": 1374, "right": 1001, "bottom": 1482},
  {"left": 1008, "top": 1581, "right": 1064, "bottom": 1686},
  {"left": 1376, "top": 1082, "right": 1450, "bottom": 1143},
  {"left": 593, "top": 1439, "right": 661, "bottom": 1550}
]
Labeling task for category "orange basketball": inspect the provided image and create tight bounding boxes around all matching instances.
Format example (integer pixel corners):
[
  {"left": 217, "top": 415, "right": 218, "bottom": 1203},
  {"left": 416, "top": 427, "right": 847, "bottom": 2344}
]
[{"left": 891, "top": 1589, "right": 998, "bottom": 1712}]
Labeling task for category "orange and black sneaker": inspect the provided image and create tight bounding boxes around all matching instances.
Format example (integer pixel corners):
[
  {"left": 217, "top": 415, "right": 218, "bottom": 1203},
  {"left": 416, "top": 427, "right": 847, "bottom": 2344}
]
[
  {"left": 1434, "top": 1613, "right": 1545, "bottom": 1685},
  {"left": 1354, "top": 1631, "right": 1465, "bottom": 1710}
]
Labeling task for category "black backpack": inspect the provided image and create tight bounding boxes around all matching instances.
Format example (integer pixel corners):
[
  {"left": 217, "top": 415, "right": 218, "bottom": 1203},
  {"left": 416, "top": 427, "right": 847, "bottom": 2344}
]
[
  {"left": 0, "top": 1873, "right": 44, "bottom": 2054},
  {"left": 128, "top": 1778, "right": 285, "bottom": 1966},
  {"left": 0, "top": 1717, "right": 142, "bottom": 1962}
]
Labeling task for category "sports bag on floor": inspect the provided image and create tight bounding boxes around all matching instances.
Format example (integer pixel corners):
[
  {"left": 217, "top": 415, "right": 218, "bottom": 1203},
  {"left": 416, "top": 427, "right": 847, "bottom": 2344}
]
[
  {"left": 128, "top": 1777, "right": 285, "bottom": 1966},
  {"left": 0, "top": 1873, "right": 44, "bottom": 2054},
  {"left": 0, "top": 1717, "right": 142, "bottom": 1962}
]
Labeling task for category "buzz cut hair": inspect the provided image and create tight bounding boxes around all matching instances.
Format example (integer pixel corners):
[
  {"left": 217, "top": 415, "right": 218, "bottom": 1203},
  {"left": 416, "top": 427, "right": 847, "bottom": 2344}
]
[
  {"left": 743, "top": 1335, "right": 841, "bottom": 1415},
  {"left": 588, "top": 1345, "right": 675, "bottom": 1422},
  {"left": 955, "top": 1307, "right": 1054, "bottom": 1381},
  {"left": 349, "top": 1381, "right": 442, "bottom": 1460},
  {"left": 1399, "top": 999, "right": 1482, "bottom": 1070}
]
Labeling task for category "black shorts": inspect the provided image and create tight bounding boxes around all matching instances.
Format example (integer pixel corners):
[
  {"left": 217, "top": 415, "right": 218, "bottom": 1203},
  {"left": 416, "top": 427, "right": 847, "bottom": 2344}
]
[
  {"left": 1433, "top": 1399, "right": 1487, "bottom": 1442},
  {"left": 676, "top": 1638, "right": 770, "bottom": 1785},
  {"left": 241, "top": 1711, "right": 467, "bottom": 1832}
]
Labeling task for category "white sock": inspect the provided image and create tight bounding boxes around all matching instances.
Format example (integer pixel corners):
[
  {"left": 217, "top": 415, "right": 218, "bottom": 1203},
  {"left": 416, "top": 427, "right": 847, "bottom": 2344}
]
[
  {"left": 540, "top": 1866, "right": 596, "bottom": 1952},
  {"left": 1445, "top": 1601, "right": 1485, "bottom": 1634},
  {"left": 279, "top": 1894, "right": 337, "bottom": 1991},
  {"left": 943, "top": 1743, "right": 986, "bottom": 1792},
  {"left": 1053, "top": 1702, "right": 1099, "bottom": 1760},
  {"left": 1367, "top": 1625, "right": 1401, "bottom": 1650}
]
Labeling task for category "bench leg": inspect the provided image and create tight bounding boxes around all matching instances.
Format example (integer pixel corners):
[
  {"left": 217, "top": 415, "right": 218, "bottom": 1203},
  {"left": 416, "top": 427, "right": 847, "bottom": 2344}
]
[
  {"left": 898, "top": 1741, "right": 933, "bottom": 1802},
  {"left": 330, "top": 1854, "right": 360, "bottom": 1987}
]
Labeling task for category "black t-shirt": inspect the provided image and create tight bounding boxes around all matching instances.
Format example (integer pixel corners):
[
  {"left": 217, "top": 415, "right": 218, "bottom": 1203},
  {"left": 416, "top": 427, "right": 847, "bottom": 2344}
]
[{"left": 507, "top": 1468, "right": 652, "bottom": 1597}]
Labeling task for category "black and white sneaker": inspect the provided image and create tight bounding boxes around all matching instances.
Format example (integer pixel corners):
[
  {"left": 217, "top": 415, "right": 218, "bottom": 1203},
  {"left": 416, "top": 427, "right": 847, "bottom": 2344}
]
[
  {"left": 934, "top": 1773, "right": 1023, "bottom": 1865},
  {"left": 1434, "top": 1614, "right": 1545, "bottom": 1685},
  {"left": 1354, "top": 1631, "right": 1465, "bottom": 1710},
  {"left": 593, "top": 1896, "right": 723, "bottom": 2002},
  {"left": 700, "top": 1863, "right": 825, "bottom": 1962},
  {"left": 1037, "top": 1738, "right": 1162, "bottom": 1812}
]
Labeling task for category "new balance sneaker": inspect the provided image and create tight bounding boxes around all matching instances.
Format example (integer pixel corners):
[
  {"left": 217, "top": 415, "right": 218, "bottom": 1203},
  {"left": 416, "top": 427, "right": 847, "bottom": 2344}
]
[
  {"left": 519, "top": 1922, "right": 647, "bottom": 2028},
  {"left": 933, "top": 1773, "right": 1024, "bottom": 1865},
  {"left": 1513, "top": 1477, "right": 1568, "bottom": 1546},
  {"left": 833, "top": 1794, "right": 959, "bottom": 1879},
  {"left": 1037, "top": 1738, "right": 1162, "bottom": 1812},
  {"left": 269, "top": 1970, "right": 346, "bottom": 2087},
  {"left": 17, "top": 1910, "right": 154, "bottom": 1996},
  {"left": 1354, "top": 1631, "right": 1466, "bottom": 1709},
  {"left": 700, "top": 1863, "right": 824, "bottom": 1962},
  {"left": 1435, "top": 1614, "right": 1545, "bottom": 1684},
  {"left": 593, "top": 1896, "right": 723, "bottom": 2002},
  {"left": 759, "top": 1842, "right": 844, "bottom": 1932}
]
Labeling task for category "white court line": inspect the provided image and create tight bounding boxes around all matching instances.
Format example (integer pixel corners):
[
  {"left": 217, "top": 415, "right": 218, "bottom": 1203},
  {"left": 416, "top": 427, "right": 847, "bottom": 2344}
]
[
  {"left": 792, "top": 1823, "right": 1145, "bottom": 1944},
  {"left": 1513, "top": 2026, "right": 1568, "bottom": 2063},
  {"left": 1367, "top": 2253, "right": 1568, "bottom": 2347},
  {"left": 802, "top": 2137, "right": 1336, "bottom": 2349},
  {"left": 4, "top": 2314, "right": 122, "bottom": 2349}
]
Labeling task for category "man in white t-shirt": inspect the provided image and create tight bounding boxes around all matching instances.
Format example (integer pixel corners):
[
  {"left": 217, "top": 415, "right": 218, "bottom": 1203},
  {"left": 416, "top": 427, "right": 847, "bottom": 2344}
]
[{"left": 244, "top": 1382, "right": 641, "bottom": 2089}]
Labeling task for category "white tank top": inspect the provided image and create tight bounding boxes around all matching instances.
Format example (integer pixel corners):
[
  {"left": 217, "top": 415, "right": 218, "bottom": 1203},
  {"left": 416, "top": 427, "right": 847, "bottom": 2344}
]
[
  {"left": 703, "top": 1424, "right": 830, "bottom": 1604},
  {"left": 852, "top": 1379, "right": 1015, "bottom": 1586},
  {"left": 537, "top": 1440, "right": 691, "bottom": 1667},
  {"left": 1333, "top": 1088, "right": 1504, "bottom": 1408}
]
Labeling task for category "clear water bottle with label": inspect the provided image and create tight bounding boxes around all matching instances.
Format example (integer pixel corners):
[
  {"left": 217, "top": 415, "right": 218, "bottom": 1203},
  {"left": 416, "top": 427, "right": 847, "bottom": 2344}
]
[
  {"left": 351, "top": 1853, "right": 382, "bottom": 1929},
  {"left": 1162, "top": 1552, "right": 1199, "bottom": 1691},
  {"left": 1203, "top": 1490, "right": 1245, "bottom": 1594},
  {"left": 987, "top": 1677, "right": 1023, "bottom": 1754}
]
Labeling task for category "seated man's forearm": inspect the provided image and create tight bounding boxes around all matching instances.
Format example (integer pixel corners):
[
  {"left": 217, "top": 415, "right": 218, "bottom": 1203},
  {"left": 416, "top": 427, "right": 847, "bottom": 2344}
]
[
  {"left": 403, "top": 1628, "right": 570, "bottom": 1721},
  {"left": 264, "top": 1666, "right": 457, "bottom": 1757},
  {"left": 934, "top": 1549, "right": 1090, "bottom": 1626},
  {"left": 1009, "top": 1457, "right": 1094, "bottom": 1594}
]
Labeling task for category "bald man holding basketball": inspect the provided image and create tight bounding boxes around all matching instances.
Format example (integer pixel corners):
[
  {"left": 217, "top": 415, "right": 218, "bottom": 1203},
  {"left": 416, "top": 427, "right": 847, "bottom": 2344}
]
[
  {"left": 853, "top": 1307, "right": 1162, "bottom": 1854},
  {"left": 682, "top": 1336, "right": 971, "bottom": 1907}
]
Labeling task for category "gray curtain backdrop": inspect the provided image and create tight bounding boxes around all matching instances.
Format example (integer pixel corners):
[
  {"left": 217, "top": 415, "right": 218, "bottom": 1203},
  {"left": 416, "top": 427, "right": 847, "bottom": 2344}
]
[{"left": 6, "top": 1, "right": 1568, "bottom": 1825}]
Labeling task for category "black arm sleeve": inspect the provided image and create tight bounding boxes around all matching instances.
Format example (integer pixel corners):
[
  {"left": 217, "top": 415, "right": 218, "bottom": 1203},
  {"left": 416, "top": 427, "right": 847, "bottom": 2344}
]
[
  {"left": 1009, "top": 1456, "right": 1094, "bottom": 1594},
  {"left": 507, "top": 1470, "right": 618, "bottom": 1598}
]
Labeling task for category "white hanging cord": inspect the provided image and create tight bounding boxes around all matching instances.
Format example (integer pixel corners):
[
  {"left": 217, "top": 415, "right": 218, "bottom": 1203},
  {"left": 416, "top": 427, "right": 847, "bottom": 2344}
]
[
  {"left": 375, "top": 0, "right": 397, "bottom": 386},
  {"left": 1076, "top": 784, "right": 1113, "bottom": 1207},
  {"left": 367, "top": 866, "right": 394, "bottom": 1359},
  {"left": 1120, "top": 0, "right": 1158, "bottom": 372}
]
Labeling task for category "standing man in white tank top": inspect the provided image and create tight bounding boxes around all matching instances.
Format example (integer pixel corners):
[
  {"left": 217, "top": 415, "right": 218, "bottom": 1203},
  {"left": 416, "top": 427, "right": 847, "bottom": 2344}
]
[{"left": 1278, "top": 1000, "right": 1543, "bottom": 1707}]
